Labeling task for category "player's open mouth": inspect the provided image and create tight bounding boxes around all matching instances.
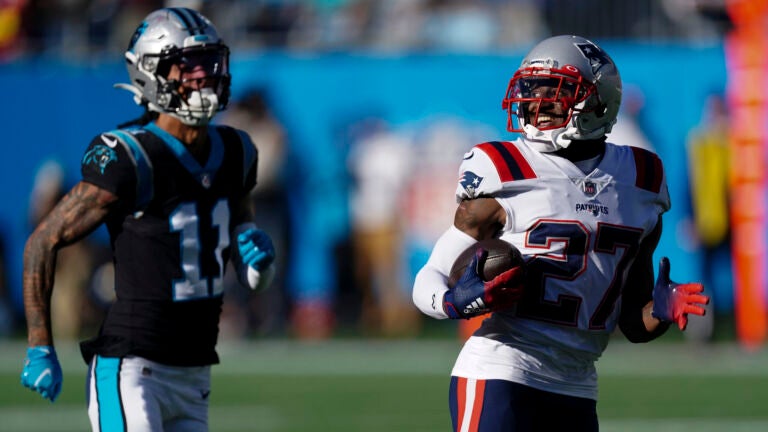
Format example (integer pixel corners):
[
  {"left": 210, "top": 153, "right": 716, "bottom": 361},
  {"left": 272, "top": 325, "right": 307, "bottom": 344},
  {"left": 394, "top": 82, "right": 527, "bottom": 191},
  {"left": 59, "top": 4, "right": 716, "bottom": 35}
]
[{"left": 535, "top": 114, "right": 564, "bottom": 127}]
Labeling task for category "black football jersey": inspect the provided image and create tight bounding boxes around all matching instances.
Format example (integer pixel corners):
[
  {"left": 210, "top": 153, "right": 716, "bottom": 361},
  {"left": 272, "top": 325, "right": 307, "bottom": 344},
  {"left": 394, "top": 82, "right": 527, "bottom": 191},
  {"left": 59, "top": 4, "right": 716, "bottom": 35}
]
[{"left": 79, "top": 122, "right": 257, "bottom": 366}]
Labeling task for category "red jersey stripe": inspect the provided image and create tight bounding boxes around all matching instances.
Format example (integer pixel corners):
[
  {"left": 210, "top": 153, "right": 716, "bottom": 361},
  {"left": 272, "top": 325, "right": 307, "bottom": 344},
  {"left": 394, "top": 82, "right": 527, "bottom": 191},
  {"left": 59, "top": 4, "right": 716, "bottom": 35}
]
[
  {"left": 650, "top": 153, "right": 663, "bottom": 193},
  {"left": 476, "top": 141, "right": 536, "bottom": 182},
  {"left": 631, "top": 146, "right": 664, "bottom": 193},
  {"left": 499, "top": 141, "right": 536, "bottom": 179}
]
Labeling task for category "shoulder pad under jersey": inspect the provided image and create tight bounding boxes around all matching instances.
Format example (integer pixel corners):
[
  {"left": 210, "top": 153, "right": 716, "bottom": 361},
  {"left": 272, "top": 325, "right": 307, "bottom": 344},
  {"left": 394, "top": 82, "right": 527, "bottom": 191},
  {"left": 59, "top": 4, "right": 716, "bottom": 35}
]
[
  {"left": 107, "top": 128, "right": 154, "bottom": 210},
  {"left": 213, "top": 125, "right": 258, "bottom": 189},
  {"left": 81, "top": 128, "right": 154, "bottom": 211},
  {"left": 629, "top": 146, "right": 671, "bottom": 211},
  {"left": 455, "top": 141, "right": 537, "bottom": 201}
]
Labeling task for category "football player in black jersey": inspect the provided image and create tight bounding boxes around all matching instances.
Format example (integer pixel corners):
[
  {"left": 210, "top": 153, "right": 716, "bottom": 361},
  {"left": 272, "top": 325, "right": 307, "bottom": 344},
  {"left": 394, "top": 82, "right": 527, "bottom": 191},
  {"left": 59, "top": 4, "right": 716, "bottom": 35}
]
[{"left": 20, "top": 8, "right": 276, "bottom": 430}]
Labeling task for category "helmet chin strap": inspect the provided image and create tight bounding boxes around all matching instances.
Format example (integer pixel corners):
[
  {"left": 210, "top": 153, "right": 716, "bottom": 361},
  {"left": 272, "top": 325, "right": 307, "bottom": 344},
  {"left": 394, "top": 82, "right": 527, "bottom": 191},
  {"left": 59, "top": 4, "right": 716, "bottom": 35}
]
[{"left": 522, "top": 124, "right": 573, "bottom": 152}]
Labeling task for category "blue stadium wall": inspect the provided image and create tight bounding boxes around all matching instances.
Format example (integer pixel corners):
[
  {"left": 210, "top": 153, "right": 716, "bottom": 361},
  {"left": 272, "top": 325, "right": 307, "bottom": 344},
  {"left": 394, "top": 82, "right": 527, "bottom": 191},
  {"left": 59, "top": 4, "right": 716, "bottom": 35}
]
[{"left": 0, "top": 43, "right": 729, "bottom": 317}]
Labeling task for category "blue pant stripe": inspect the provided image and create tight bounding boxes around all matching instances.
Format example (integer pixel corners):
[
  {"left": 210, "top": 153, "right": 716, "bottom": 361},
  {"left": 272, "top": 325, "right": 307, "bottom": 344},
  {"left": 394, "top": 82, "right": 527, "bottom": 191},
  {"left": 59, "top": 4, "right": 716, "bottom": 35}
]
[{"left": 95, "top": 356, "right": 126, "bottom": 432}]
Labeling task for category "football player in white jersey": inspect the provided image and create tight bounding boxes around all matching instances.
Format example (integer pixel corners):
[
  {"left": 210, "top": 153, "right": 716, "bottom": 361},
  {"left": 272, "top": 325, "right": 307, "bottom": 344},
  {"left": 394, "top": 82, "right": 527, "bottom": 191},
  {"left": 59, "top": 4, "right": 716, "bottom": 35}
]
[{"left": 412, "top": 35, "right": 709, "bottom": 432}]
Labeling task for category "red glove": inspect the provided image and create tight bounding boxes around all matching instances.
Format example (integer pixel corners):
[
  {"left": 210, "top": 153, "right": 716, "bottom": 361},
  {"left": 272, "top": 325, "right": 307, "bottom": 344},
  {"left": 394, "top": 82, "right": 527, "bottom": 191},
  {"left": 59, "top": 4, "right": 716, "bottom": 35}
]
[
  {"left": 651, "top": 257, "right": 710, "bottom": 330},
  {"left": 443, "top": 249, "right": 525, "bottom": 319}
]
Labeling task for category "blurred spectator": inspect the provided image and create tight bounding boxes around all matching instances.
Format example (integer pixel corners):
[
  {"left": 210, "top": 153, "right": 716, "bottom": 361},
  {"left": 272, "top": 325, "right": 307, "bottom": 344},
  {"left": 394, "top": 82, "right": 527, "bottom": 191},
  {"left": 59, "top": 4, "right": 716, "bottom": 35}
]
[
  {"left": 293, "top": 0, "right": 377, "bottom": 50},
  {"left": 494, "top": 0, "right": 548, "bottom": 49},
  {"left": 607, "top": 84, "right": 656, "bottom": 152},
  {"left": 0, "top": 0, "right": 26, "bottom": 60},
  {"left": 218, "top": 88, "right": 291, "bottom": 338},
  {"left": 347, "top": 116, "right": 418, "bottom": 336},
  {"left": 203, "top": 0, "right": 306, "bottom": 50},
  {"left": 368, "top": 0, "right": 429, "bottom": 51},
  {"left": 661, "top": 0, "right": 732, "bottom": 41},
  {"left": 422, "top": 0, "right": 499, "bottom": 52},
  {"left": 684, "top": 92, "right": 730, "bottom": 342},
  {"left": 3, "top": 0, "right": 734, "bottom": 61}
]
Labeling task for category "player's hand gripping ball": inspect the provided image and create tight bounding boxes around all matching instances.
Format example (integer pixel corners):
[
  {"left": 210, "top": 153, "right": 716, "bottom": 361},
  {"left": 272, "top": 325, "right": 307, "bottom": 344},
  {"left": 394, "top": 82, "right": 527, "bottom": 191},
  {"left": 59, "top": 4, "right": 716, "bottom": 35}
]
[{"left": 444, "top": 238, "right": 526, "bottom": 319}]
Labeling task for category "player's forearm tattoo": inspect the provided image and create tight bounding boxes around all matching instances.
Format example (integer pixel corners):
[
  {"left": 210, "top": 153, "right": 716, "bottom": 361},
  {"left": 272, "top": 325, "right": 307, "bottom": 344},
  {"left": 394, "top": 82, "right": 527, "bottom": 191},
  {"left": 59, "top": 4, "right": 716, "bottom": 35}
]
[{"left": 23, "top": 182, "right": 115, "bottom": 346}]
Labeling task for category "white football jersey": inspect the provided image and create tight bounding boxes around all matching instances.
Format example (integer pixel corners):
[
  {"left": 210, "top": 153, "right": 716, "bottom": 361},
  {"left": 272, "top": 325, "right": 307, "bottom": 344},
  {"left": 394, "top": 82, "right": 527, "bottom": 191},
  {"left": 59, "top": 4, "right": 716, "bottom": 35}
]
[{"left": 450, "top": 138, "right": 670, "bottom": 400}]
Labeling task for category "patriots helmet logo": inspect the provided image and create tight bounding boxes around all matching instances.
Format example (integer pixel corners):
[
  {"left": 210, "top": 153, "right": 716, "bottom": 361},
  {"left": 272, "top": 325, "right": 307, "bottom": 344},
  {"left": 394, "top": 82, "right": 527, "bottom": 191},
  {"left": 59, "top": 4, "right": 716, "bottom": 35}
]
[
  {"left": 459, "top": 171, "right": 484, "bottom": 198},
  {"left": 83, "top": 144, "right": 118, "bottom": 174},
  {"left": 575, "top": 42, "right": 611, "bottom": 75}
]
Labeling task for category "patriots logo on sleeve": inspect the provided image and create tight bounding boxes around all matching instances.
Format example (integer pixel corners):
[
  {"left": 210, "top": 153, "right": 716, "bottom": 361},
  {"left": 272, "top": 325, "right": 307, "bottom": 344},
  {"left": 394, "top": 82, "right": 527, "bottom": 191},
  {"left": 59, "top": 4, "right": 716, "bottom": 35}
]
[
  {"left": 459, "top": 171, "right": 484, "bottom": 198},
  {"left": 83, "top": 144, "right": 118, "bottom": 174}
]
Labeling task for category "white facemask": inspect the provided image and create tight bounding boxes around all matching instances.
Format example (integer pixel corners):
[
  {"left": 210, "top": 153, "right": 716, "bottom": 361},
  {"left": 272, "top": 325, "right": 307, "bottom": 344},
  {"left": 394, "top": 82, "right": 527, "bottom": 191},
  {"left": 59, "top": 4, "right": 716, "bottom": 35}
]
[{"left": 176, "top": 88, "right": 220, "bottom": 126}]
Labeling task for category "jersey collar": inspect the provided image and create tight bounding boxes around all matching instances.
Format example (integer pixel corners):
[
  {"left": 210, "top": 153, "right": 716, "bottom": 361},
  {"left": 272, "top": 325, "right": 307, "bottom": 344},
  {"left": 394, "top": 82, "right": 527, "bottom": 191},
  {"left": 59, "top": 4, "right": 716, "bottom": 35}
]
[{"left": 146, "top": 122, "right": 224, "bottom": 189}]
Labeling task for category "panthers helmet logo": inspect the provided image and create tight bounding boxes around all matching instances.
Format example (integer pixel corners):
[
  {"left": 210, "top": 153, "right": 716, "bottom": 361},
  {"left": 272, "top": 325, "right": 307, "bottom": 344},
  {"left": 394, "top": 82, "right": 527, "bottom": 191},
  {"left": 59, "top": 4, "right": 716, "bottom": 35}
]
[{"left": 83, "top": 144, "right": 118, "bottom": 174}]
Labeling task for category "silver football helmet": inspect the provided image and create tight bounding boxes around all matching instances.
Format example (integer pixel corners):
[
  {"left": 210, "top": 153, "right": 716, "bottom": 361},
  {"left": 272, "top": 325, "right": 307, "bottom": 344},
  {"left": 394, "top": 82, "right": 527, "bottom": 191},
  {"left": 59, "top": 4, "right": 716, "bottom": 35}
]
[
  {"left": 502, "top": 35, "right": 622, "bottom": 152},
  {"left": 116, "top": 8, "right": 231, "bottom": 126}
]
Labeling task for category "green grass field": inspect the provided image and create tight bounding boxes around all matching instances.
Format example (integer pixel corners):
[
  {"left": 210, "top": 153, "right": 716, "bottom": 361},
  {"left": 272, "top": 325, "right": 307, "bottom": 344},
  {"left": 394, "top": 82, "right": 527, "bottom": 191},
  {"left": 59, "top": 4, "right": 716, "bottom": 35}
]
[{"left": 1, "top": 339, "right": 767, "bottom": 431}]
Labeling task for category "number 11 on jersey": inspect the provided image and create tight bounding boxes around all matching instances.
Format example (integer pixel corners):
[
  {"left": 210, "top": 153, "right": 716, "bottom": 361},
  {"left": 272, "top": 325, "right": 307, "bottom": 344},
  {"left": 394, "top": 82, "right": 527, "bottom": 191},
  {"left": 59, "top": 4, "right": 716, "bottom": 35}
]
[{"left": 170, "top": 200, "right": 230, "bottom": 301}]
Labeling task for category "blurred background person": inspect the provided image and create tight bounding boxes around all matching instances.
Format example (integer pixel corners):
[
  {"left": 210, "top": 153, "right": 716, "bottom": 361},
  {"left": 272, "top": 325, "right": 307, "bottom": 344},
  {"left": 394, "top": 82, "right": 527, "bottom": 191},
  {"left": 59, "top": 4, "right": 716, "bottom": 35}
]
[
  {"left": 684, "top": 92, "right": 731, "bottom": 343},
  {"left": 346, "top": 116, "right": 417, "bottom": 337},
  {"left": 219, "top": 88, "right": 292, "bottom": 338},
  {"left": 607, "top": 84, "right": 656, "bottom": 153}
]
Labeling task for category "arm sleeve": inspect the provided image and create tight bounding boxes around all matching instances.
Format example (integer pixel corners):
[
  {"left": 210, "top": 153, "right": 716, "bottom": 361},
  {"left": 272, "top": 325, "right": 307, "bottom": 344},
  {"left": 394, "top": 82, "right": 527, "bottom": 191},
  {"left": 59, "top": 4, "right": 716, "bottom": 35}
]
[
  {"left": 618, "top": 216, "right": 671, "bottom": 342},
  {"left": 233, "top": 126, "right": 258, "bottom": 193},
  {"left": 412, "top": 225, "right": 478, "bottom": 319}
]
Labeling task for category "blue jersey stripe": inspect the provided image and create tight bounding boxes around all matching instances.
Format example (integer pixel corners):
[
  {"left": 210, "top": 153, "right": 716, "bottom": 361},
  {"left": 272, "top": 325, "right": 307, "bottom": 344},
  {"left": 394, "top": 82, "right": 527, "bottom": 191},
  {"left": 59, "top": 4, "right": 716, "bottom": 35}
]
[
  {"left": 110, "top": 129, "right": 154, "bottom": 209},
  {"left": 145, "top": 123, "right": 224, "bottom": 188},
  {"left": 95, "top": 356, "right": 126, "bottom": 432}
]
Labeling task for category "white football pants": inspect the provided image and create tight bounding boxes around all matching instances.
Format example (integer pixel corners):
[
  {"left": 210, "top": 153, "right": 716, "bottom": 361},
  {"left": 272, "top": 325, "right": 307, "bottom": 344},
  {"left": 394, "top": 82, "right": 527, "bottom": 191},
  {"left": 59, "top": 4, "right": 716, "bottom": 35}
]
[{"left": 86, "top": 355, "right": 211, "bottom": 432}]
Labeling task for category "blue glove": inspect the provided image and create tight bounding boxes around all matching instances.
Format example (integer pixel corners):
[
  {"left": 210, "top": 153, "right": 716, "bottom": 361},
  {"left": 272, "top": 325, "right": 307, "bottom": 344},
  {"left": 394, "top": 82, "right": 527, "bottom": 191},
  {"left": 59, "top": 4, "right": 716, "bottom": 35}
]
[
  {"left": 21, "top": 346, "right": 63, "bottom": 402},
  {"left": 443, "top": 249, "right": 525, "bottom": 319},
  {"left": 651, "top": 257, "right": 709, "bottom": 330},
  {"left": 234, "top": 224, "right": 276, "bottom": 290}
]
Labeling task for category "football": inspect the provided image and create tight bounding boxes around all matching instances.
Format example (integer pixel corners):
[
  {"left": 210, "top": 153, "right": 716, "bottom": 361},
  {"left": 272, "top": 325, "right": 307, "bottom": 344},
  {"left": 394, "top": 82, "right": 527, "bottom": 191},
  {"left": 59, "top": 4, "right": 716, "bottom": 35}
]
[{"left": 448, "top": 238, "right": 525, "bottom": 287}]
